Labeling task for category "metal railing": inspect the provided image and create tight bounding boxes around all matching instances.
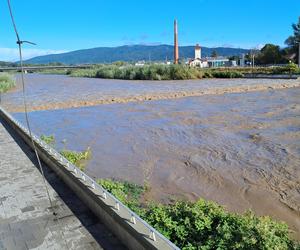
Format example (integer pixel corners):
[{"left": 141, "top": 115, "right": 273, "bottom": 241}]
[{"left": 0, "top": 106, "right": 180, "bottom": 250}]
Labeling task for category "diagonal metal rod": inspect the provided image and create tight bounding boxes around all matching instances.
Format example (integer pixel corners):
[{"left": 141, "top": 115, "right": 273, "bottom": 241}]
[
  {"left": 6, "top": 1, "right": 69, "bottom": 249},
  {"left": 7, "top": 0, "right": 53, "bottom": 211}
]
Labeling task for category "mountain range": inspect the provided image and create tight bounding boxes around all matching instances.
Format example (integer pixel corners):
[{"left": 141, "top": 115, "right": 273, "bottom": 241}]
[{"left": 24, "top": 45, "right": 249, "bottom": 64}]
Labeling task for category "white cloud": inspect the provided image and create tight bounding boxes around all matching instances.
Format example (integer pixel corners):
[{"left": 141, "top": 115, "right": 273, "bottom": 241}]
[{"left": 0, "top": 48, "right": 68, "bottom": 62}]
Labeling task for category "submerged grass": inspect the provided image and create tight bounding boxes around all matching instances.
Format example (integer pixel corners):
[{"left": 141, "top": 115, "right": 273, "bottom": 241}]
[{"left": 0, "top": 73, "right": 15, "bottom": 93}]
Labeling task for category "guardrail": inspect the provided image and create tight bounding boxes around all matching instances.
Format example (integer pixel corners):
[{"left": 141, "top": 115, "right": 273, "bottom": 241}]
[{"left": 0, "top": 106, "right": 180, "bottom": 250}]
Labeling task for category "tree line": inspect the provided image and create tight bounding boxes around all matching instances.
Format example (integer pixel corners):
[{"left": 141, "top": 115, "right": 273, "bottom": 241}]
[{"left": 252, "top": 17, "right": 299, "bottom": 65}]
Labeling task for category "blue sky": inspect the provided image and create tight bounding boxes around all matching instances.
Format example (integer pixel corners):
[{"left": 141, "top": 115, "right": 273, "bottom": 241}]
[{"left": 1, "top": 0, "right": 299, "bottom": 61}]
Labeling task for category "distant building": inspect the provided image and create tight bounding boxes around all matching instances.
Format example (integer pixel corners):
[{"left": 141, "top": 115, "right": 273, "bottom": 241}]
[
  {"left": 239, "top": 54, "right": 245, "bottom": 67},
  {"left": 206, "top": 57, "right": 230, "bottom": 67},
  {"left": 188, "top": 44, "right": 237, "bottom": 68},
  {"left": 188, "top": 44, "right": 209, "bottom": 68},
  {"left": 135, "top": 61, "right": 145, "bottom": 66}
]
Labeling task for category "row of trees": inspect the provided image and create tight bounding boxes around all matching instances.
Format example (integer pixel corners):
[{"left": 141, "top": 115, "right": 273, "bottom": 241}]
[{"left": 250, "top": 17, "right": 299, "bottom": 65}]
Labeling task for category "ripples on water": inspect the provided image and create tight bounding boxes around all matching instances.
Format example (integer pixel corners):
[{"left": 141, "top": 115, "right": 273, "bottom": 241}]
[
  {"left": 3, "top": 74, "right": 300, "bottom": 112},
  {"left": 6, "top": 74, "right": 300, "bottom": 238}
]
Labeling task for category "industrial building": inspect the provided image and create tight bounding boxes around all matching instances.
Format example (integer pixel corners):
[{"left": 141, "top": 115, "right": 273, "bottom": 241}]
[
  {"left": 188, "top": 44, "right": 237, "bottom": 68},
  {"left": 173, "top": 20, "right": 237, "bottom": 68}
]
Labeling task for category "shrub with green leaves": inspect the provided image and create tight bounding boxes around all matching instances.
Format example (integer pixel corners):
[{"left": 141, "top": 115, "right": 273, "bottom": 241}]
[
  {"left": 40, "top": 134, "right": 55, "bottom": 145},
  {"left": 98, "top": 179, "right": 299, "bottom": 250},
  {"left": 285, "top": 62, "right": 299, "bottom": 74},
  {"left": 211, "top": 71, "right": 244, "bottom": 78},
  {"left": 0, "top": 73, "right": 15, "bottom": 93},
  {"left": 60, "top": 148, "right": 91, "bottom": 171},
  {"left": 144, "top": 200, "right": 298, "bottom": 250},
  {"left": 97, "top": 179, "right": 145, "bottom": 213},
  {"left": 70, "top": 64, "right": 204, "bottom": 80}
]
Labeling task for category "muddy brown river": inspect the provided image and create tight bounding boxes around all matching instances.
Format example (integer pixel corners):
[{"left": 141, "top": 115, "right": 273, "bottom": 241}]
[
  {"left": 2, "top": 74, "right": 300, "bottom": 112},
  {"left": 2, "top": 74, "right": 300, "bottom": 239}
]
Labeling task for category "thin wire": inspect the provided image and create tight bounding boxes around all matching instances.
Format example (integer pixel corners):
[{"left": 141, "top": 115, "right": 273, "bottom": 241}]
[
  {"left": 6, "top": 1, "right": 69, "bottom": 249},
  {"left": 7, "top": 0, "right": 53, "bottom": 212}
]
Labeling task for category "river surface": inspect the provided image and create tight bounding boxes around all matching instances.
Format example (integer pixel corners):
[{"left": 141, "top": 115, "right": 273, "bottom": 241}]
[
  {"left": 2, "top": 74, "right": 300, "bottom": 238},
  {"left": 2, "top": 74, "right": 300, "bottom": 112}
]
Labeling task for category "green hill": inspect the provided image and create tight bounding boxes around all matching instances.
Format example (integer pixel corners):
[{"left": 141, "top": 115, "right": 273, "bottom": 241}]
[
  {"left": 0, "top": 61, "right": 18, "bottom": 67},
  {"left": 24, "top": 45, "right": 249, "bottom": 64}
]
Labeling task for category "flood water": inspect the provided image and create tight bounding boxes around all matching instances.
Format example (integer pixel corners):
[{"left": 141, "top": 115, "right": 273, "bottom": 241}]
[
  {"left": 2, "top": 74, "right": 300, "bottom": 238},
  {"left": 2, "top": 74, "right": 300, "bottom": 112}
]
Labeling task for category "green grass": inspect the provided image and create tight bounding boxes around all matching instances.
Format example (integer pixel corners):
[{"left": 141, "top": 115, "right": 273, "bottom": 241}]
[{"left": 0, "top": 73, "right": 15, "bottom": 93}]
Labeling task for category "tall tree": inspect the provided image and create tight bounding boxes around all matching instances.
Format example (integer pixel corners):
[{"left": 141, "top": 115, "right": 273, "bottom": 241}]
[
  {"left": 285, "top": 17, "right": 300, "bottom": 63},
  {"left": 211, "top": 50, "right": 218, "bottom": 58},
  {"left": 256, "top": 44, "right": 283, "bottom": 65}
]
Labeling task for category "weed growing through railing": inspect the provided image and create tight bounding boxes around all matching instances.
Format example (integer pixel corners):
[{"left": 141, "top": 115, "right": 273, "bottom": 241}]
[
  {"left": 40, "top": 134, "right": 55, "bottom": 145},
  {"left": 60, "top": 148, "right": 91, "bottom": 171},
  {"left": 40, "top": 134, "right": 91, "bottom": 171},
  {"left": 97, "top": 179, "right": 146, "bottom": 214}
]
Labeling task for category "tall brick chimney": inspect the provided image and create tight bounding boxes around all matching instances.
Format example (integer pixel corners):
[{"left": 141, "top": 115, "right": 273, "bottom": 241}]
[{"left": 174, "top": 19, "right": 179, "bottom": 64}]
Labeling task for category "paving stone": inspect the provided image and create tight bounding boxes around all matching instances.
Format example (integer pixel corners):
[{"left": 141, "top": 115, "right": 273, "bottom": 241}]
[{"left": 0, "top": 118, "right": 126, "bottom": 250}]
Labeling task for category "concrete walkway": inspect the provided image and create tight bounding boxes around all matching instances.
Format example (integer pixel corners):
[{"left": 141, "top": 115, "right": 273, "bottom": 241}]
[{"left": 0, "top": 117, "right": 126, "bottom": 250}]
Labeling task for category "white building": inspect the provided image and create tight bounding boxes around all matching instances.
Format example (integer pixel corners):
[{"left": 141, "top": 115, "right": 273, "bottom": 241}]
[
  {"left": 188, "top": 44, "right": 209, "bottom": 68},
  {"left": 188, "top": 43, "right": 238, "bottom": 68},
  {"left": 206, "top": 57, "right": 229, "bottom": 67}
]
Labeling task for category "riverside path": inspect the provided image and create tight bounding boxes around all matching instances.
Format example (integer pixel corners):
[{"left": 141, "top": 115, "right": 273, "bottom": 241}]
[{"left": 0, "top": 116, "right": 126, "bottom": 250}]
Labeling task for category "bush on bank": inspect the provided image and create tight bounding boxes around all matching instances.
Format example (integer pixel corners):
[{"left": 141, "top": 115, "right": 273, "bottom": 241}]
[
  {"left": 37, "top": 62, "right": 300, "bottom": 80},
  {"left": 0, "top": 73, "right": 15, "bottom": 93},
  {"left": 99, "top": 179, "right": 299, "bottom": 250},
  {"left": 71, "top": 64, "right": 203, "bottom": 80}
]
